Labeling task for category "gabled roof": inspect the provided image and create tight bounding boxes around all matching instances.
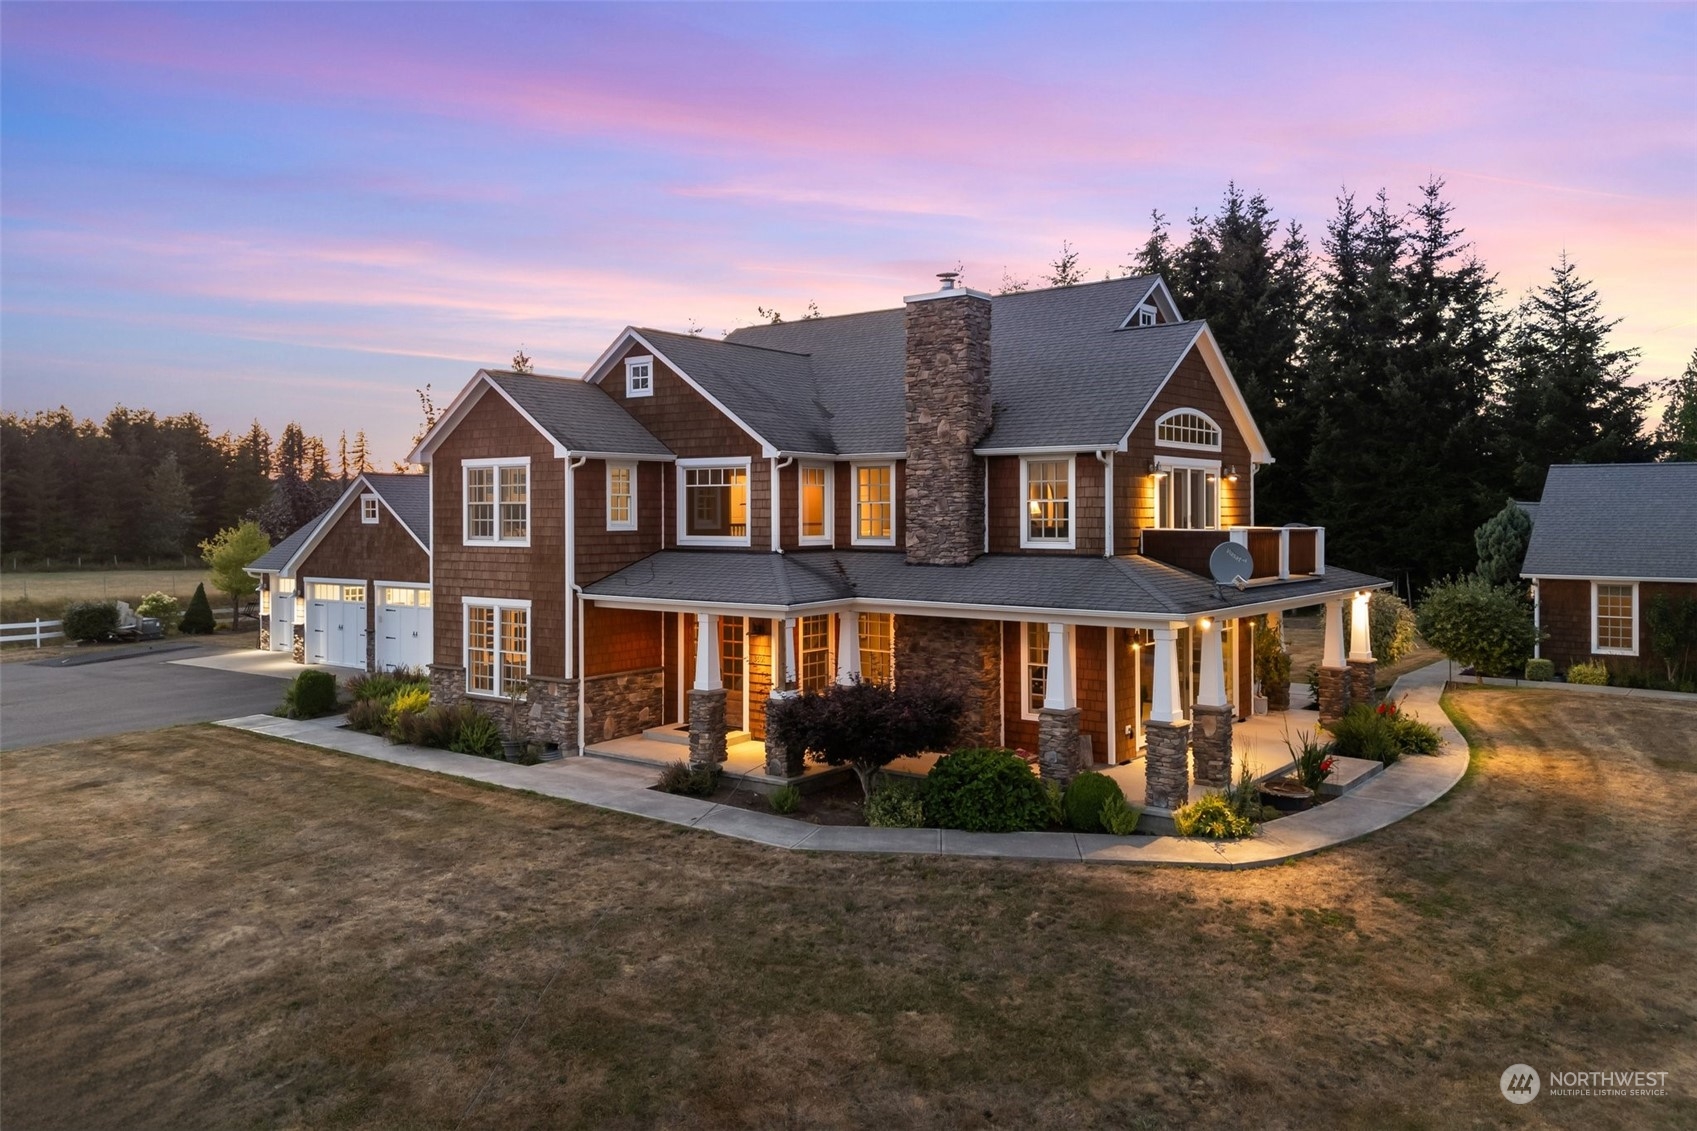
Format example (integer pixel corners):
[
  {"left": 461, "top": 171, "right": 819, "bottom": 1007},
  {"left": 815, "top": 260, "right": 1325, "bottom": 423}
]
[
  {"left": 583, "top": 549, "right": 1388, "bottom": 619},
  {"left": 636, "top": 330, "right": 834, "bottom": 454},
  {"left": 410, "top": 368, "right": 672, "bottom": 463},
  {"left": 246, "top": 473, "right": 431, "bottom": 577},
  {"left": 1522, "top": 463, "right": 1697, "bottom": 581}
]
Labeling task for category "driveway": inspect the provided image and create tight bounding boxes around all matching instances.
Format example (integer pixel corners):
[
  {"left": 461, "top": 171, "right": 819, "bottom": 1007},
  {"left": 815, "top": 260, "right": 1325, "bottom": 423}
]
[{"left": 0, "top": 646, "right": 353, "bottom": 751}]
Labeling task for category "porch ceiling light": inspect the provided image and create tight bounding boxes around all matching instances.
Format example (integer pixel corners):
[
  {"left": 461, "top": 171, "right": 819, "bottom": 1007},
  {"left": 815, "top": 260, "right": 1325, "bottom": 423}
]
[{"left": 1198, "top": 617, "right": 1213, "bottom": 631}]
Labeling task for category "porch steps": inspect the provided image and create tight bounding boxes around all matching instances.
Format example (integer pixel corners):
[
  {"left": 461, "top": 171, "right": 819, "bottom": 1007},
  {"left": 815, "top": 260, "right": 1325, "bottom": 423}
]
[{"left": 641, "top": 724, "right": 751, "bottom": 746}]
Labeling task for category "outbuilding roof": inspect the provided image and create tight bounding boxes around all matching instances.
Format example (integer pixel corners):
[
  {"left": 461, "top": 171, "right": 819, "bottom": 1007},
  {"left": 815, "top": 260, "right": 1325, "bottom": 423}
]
[{"left": 1521, "top": 462, "right": 1697, "bottom": 581}]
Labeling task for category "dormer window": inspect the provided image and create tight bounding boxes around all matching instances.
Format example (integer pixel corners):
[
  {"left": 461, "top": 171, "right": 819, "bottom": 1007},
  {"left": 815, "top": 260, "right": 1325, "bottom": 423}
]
[
  {"left": 1154, "top": 409, "right": 1222, "bottom": 451},
  {"left": 1132, "top": 303, "right": 1157, "bottom": 327},
  {"left": 360, "top": 494, "right": 380, "bottom": 524},
  {"left": 625, "top": 355, "right": 654, "bottom": 398}
]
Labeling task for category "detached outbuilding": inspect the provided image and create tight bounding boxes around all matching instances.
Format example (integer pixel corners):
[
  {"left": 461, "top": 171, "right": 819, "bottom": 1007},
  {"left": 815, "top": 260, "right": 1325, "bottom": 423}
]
[
  {"left": 1522, "top": 462, "right": 1697, "bottom": 681},
  {"left": 247, "top": 473, "right": 432, "bottom": 672}
]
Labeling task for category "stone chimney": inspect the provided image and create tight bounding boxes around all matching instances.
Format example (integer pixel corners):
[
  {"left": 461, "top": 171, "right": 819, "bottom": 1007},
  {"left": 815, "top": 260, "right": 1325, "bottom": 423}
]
[{"left": 904, "top": 272, "right": 992, "bottom": 566}]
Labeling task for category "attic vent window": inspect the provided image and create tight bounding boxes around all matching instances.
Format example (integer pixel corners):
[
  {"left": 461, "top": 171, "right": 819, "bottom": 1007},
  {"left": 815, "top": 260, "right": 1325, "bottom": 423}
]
[
  {"left": 1155, "top": 409, "right": 1222, "bottom": 451},
  {"left": 360, "top": 494, "right": 380, "bottom": 524},
  {"left": 1133, "top": 303, "right": 1157, "bottom": 327},
  {"left": 625, "top": 356, "right": 654, "bottom": 398}
]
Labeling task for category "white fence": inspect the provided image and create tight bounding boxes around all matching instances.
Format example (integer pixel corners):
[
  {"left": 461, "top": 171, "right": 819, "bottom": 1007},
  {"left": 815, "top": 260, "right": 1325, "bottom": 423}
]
[{"left": 1, "top": 619, "right": 64, "bottom": 647}]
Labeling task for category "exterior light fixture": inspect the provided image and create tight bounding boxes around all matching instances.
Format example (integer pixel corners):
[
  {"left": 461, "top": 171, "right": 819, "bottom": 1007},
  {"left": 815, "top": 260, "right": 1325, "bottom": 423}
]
[
  {"left": 1149, "top": 460, "right": 1167, "bottom": 479},
  {"left": 1225, "top": 466, "right": 1240, "bottom": 482},
  {"left": 1199, "top": 617, "right": 1213, "bottom": 631}
]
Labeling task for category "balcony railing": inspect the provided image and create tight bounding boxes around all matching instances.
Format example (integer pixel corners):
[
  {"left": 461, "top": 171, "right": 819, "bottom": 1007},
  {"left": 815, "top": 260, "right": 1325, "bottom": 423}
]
[{"left": 1138, "top": 526, "right": 1325, "bottom": 582}]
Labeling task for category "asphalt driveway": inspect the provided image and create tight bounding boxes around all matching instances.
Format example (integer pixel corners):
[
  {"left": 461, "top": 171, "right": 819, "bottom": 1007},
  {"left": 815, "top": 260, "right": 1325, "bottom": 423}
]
[{"left": 0, "top": 646, "right": 322, "bottom": 751}]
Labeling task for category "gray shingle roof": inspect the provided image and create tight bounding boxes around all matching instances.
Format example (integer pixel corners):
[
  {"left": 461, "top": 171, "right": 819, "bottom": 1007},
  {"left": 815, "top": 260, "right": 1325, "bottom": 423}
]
[
  {"left": 712, "top": 274, "right": 1184, "bottom": 454},
  {"left": 1522, "top": 463, "right": 1697, "bottom": 580},
  {"left": 362, "top": 473, "right": 430, "bottom": 548},
  {"left": 1513, "top": 500, "right": 1539, "bottom": 525},
  {"left": 484, "top": 369, "right": 672, "bottom": 458},
  {"left": 638, "top": 330, "right": 834, "bottom": 454},
  {"left": 248, "top": 518, "right": 321, "bottom": 573},
  {"left": 584, "top": 550, "right": 1388, "bottom": 617}
]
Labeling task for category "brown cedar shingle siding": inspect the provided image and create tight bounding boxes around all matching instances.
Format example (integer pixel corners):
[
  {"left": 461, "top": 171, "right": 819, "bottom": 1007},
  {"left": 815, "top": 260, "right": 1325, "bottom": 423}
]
[
  {"left": 298, "top": 497, "right": 427, "bottom": 585},
  {"left": 582, "top": 604, "right": 662, "bottom": 677},
  {"left": 574, "top": 459, "right": 665, "bottom": 586},
  {"left": 1539, "top": 579, "right": 1697, "bottom": 677},
  {"left": 988, "top": 453, "right": 1107, "bottom": 556},
  {"left": 431, "top": 388, "right": 568, "bottom": 679}
]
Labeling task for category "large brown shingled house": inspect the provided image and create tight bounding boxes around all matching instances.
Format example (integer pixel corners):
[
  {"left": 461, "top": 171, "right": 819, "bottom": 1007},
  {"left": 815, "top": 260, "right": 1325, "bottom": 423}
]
[{"left": 395, "top": 272, "right": 1391, "bottom": 813}]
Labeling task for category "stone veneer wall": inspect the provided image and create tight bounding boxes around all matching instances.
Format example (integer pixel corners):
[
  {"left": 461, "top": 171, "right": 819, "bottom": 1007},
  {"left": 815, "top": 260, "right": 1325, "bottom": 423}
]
[
  {"left": 1037, "top": 707, "right": 1083, "bottom": 786},
  {"left": 428, "top": 664, "right": 581, "bottom": 754},
  {"left": 258, "top": 622, "right": 270, "bottom": 651},
  {"left": 903, "top": 290, "right": 991, "bottom": 566},
  {"left": 688, "top": 689, "right": 728, "bottom": 767},
  {"left": 1347, "top": 660, "right": 1377, "bottom": 711},
  {"left": 292, "top": 623, "right": 305, "bottom": 664},
  {"left": 583, "top": 668, "right": 664, "bottom": 744},
  {"left": 1189, "top": 705, "right": 1234, "bottom": 787},
  {"left": 894, "top": 615, "right": 1001, "bottom": 747},
  {"left": 1317, "top": 666, "right": 1347, "bottom": 723},
  {"left": 1144, "top": 721, "right": 1192, "bottom": 811}
]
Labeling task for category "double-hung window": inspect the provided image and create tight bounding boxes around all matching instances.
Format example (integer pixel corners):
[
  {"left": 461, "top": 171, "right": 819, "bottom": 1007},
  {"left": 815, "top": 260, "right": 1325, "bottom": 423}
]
[
  {"left": 606, "top": 461, "right": 636, "bottom": 531},
  {"left": 799, "top": 614, "right": 831, "bottom": 692},
  {"left": 680, "top": 460, "right": 749, "bottom": 544},
  {"left": 799, "top": 463, "right": 831, "bottom": 544},
  {"left": 625, "top": 355, "right": 654, "bottom": 398},
  {"left": 1021, "top": 457, "right": 1074, "bottom": 547},
  {"left": 465, "top": 598, "right": 529, "bottom": 697},
  {"left": 1592, "top": 582, "right": 1637, "bottom": 655},
  {"left": 859, "top": 612, "right": 894, "bottom": 686},
  {"left": 1024, "top": 622, "right": 1049, "bottom": 718},
  {"left": 853, "top": 463, "right": 895, "bottom": 545},
  {"left": 464, "top": 458, "right": 529, "bottom": 545}
]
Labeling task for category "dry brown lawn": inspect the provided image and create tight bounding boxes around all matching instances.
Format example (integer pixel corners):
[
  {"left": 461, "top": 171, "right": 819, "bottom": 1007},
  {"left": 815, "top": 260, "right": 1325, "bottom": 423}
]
[{"left": 3, "top": 690, "right": 1694, "bottom": 1130}]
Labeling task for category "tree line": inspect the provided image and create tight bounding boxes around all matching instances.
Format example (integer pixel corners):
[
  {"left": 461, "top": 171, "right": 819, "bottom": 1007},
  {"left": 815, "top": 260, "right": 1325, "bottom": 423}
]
[
  {"left": 0, "top": 408, "right": 388, "bottom": 566},
  {"left": 1032, "top": 179, "right": 1693, "bottom": 592}
]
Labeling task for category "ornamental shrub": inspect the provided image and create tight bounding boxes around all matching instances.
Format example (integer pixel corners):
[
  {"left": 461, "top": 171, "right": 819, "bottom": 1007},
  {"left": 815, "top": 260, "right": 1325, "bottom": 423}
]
[
  {"left": 1416, "top": 575, "right": 1537, "bottom": 680},
  {"left": 1254, "top": 621, "right": 1293, "bottom": 710},
  {"left": 768, "top": 785, "right": 802, "bottom": 816},
  {"left": 1062, "top": 772, "right": 1124, "bottom": 833},
  {"left": 1567, "top": 660, "right": 1609, "bottom": 686},
  {"left": 1098, "top": 793, "right": 1144, "bottom": 836},
  {"left": 384, "top": 686, "right": 431, "bottom": 732},
  {"left": 1390, "top": 710, "right": 1442, "bottom": 757},
  {"left": 655, "top": 760, "right": 719, "bottom": 797},
  {"left": 345, "top": 697, "right": 388, "bottom": 734},
  {"left": 767, "top": 678, "right": 962, "bottom": 800},
  {"left": 136, "top": 592, "right": 181, "bottom": 627},
  {"left": 864, "top": 780, "right": 926, "bottom": 828},
  {"left": 62, "top": 601, "right": 120, "bottom": 642},
  {"left": 1326, "top": 704, "right": 1400, "bottom": 765},
  {"left": 923, "top": 747, "right": 1051, "bottom": 833},
  {"left": 1524, "top": 658, "right": 1556, "bottom": 681},
  {"left": 179, "top": 583, "right": 217, "bottom": 635},
  {"left": 282, "top": 669, "right": 338, "bottom": 719},
  {"left": 1173, "top": 793, "right": 1256, "bottom": 839},
  {"left": 448, "top": 710, "right": 503, "bottom": 758},
  {"left": 394, "top": 703, "right": 478, "bottom": 749}
]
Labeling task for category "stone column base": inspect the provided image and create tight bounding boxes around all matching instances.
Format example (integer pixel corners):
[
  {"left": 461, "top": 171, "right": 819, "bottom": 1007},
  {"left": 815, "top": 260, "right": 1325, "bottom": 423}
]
[
  {"left": 1190, "top": 704, "right": 1234, "bottom": 787},
  {"left": 1144, "top": 721, "right": 1192, "bottom": 811},
  {"left": 291, "top": 626, "right": 305, "bottom": 664},
  {"left": 1318, "top": 666, "right": 1348, "bottom": 723},
  {"left": 258, "top": 626, "right": 270, "bottom": 651},
  {"left": 763, "top": 693, "right": 805, "bottom": 777},
  {"left": 1347, "top": 660, "right": 1377, "bottom": 711},
  {"left": 1037, "top": 707, "right": 1083, "bottom": 787},
  {"left": 688, "top": 689, "right": 728, "bottom": 768}
]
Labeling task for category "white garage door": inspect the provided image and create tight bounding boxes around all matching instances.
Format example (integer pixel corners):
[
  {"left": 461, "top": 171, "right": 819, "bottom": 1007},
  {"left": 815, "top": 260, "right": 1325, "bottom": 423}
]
[
  {"left": 270, "top": 578, "right": 295, "bottom": 652},
  {"left": 376, "top": 586, "right": 432, "bottom": 673},
  {"left": 306, "top": 581, "right": 368, "bottom": 669}
]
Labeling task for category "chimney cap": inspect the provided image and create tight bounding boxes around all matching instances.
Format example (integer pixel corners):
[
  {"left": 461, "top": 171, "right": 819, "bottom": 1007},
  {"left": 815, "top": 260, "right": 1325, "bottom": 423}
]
[
  {"left": 905, "top": 270, "right": 992, "bottom": 304},
  {"left": 936, "top": 271, "right": 962, "bottom": 289}
]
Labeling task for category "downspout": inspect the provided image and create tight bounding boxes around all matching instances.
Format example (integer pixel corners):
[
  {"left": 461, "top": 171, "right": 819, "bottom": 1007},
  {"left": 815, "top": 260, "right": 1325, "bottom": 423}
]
[
  {"left": 565, "top": 456, "right": 587, "bottom": 753},
  {"left": 1532, "top": 580, "right": 1542, "bottom": 660},
  {"left": 1095, "top": 450, "right": 1113, "bottom": 558},
  {"left": 771, "top": 456, "right": 793, "bottom": 553}
]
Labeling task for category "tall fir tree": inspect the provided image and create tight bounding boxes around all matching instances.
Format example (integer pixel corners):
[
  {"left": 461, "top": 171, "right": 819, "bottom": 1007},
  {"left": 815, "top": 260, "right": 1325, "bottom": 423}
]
[
  {"left": 350, "top": 430, "right": 373, "bottom": 474},
  {"left": 1497, "top": 253, "right": 1650, "bottom": 498},
  {"left": 1651, "top": 348, "right": 1697, "bottom": 461},
  {"left": 141, "top": 451, "right": 196, "bottom": 559}
]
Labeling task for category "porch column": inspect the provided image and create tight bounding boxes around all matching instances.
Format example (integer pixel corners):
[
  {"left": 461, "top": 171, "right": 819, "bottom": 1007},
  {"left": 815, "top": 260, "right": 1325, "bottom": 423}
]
[
  {"left": 688, "top": 612, "right": 727, "bottom": 768},
  {"left": 1037, "top": 621, "right": 1082, "bottom": 786},
  {"left": 836, "top": 611, "right": 861, "bottom": 686},
  {"left": 1347, "top": 590, "right": 1377, "bottom": 708},
  {"left": 1191, "top": 617, "right": 1233, "bottom": 788},
  {"left": 1318, "top": 597, "right": 1349, "bottom": 723},
  {"left": 1144, "top": 626, "right": 1191, "bottom": 811},
  {"left": 765, "top": 616, "right": 803, "bottom": 778}
]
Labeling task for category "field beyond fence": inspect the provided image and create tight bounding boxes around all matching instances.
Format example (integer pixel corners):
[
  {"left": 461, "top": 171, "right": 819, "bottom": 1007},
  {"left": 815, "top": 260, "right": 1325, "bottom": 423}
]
[{"left": 0, "top": 568, "right": 218, "bottom": 622}]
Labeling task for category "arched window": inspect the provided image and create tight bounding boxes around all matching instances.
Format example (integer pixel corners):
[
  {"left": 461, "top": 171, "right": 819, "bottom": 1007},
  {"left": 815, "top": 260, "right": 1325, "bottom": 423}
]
[{"left": 1154, "top": 409, "right": 1222, "bottom": 451}]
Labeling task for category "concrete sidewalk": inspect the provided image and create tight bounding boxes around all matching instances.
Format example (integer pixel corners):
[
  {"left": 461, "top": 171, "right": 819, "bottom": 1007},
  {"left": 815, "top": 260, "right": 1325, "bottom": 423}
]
[{"left": 215, "top": 659, "right": 1469, "bottom": 869}]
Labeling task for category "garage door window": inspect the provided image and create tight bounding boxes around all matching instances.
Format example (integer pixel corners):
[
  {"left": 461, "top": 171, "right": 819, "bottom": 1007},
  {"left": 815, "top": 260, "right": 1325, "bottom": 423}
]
[
  {"left": 465, "top": 600, "right": 529, "bottom": 697},
  {"left": 382, "top": 587, "right": 431, "bottom": 607}
]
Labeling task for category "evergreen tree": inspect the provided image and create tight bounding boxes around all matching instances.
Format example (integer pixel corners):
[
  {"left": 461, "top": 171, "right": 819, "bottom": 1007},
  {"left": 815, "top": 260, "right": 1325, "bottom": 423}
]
[
  {"left": 180, "top": 582, "right": 217, "bottom": 635},
  {"left": 223, "top": 421, "right": 273, "bottom": 524},
  {"left": 350, "top": 430, "right": 373, "bottom": 474},
  {"left": 141, "top": 451, "right": 196, "bottom": 559},
  {"left": 1474, "top": 500, "right": 1533, "bottom": 588},
  {"left": 1497, "top": 253, "right": 1651, "bottom": 498},
  {"left": 336, "top": 432, "right": 351, "bottom": 481},
  {"left": 1652, "top": 348, "right": 1697, "bottom": 461},
  {"left": 1043, "top": 240, "right": 1086, "bottom": 287}
]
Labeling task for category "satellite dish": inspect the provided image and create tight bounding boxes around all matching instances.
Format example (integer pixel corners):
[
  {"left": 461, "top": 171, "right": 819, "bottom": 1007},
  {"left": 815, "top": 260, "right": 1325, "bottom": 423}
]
[{"left": 1209, "top": 541, "right": 1255, "bottom": 588}]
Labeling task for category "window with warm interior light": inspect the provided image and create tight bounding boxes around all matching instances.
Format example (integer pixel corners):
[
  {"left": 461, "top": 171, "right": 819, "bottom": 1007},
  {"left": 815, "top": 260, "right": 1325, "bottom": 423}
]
[
  {"left": 1153, "top": 462, "right": 1220, "bottom": 530},
  {"left": 1024, "top": 622, "right": 1049, "bottom": 717},
  {"left": 464, "top": 459, "right": 529, "bottom": 545},
  {"left": 681, "top": 462, "right": 749, "bottom": 543},
  {"left": 721, "top": 617, "right": 744, "bottom": 692},
  {"left": 854, "top": 463, "right": 895, "bottom": 544},
  {"left": 799, "top": 614, "right": 831, "bottom": 692},
  {"left": 799, "top": 463, "right": 831, "bottom": 543},
  {"left": 1022, "top": 457, "right": 1073, "bottom": 546},
  {"left": 859, "top": 612, "right": 894, "bottom": 686},
  {"left": 606, "top": 462, "right": 636, "bottom": 530},
  {"left": 465, "top": 599, "right": 529, "bottom": 697}
]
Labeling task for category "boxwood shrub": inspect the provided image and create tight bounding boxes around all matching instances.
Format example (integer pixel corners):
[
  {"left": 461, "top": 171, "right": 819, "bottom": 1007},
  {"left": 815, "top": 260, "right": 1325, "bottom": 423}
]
[
  {"left": 282, "top": 669, "right": 338, "bottom": 719},
  {"left": 1062, "top": 771, "right": 1124, "bottom": 833},
  {"left": 1524, "top": 658, "right": 1556, "bottom": 682},
  {"left": 923, "top": 747, "right": 1051, "bottom": 833},
  {"left": 62, "top": 601, "right": 120, "bottom": 642}
]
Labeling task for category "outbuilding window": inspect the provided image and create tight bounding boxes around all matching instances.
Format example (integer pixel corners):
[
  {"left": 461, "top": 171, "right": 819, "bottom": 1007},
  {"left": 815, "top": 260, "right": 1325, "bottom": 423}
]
[
  {"left": 1592, "top": 582, "right": 1637, "bottom": 655},
  {"left": 625, "top": 355, "right": 654, "bottom": 398},
  {"left": 361, "top": 494, "right": 380, "bottom": 524}
]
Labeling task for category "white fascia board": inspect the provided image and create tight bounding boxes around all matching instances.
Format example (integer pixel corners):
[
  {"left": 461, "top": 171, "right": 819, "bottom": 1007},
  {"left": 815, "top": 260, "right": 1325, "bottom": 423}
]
[
  {"left": 583, "top": 328, "right": 778, "bottom": 457},
  {"left": 357, "top": 473, "right": 431, "bottom": 558},
  {"left": 409, "top": 371, "right": 568, "bottom": 463},
  {"left": 1147, "top": 278, "right": 1183, "bottom": 323},
  {"left": 565, "top": 450, "right": 679, "bottom": 463},
  {"left": 583, "top": 594, "right": 849, "bottom": 618},
  {"left": 1116, "top": 324, "right": 1274, "bottom": 466},
  {"left": 1524, "top": 573, "right": 1697, "bottom": 584}
]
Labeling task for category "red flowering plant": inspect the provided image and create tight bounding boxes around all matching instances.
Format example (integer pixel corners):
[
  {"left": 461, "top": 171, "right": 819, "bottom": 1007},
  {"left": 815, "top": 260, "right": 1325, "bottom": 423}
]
[
  {"left": 1376, "top": 701, "right": 1398, "bottom": 719},
  {"left": 1284, "top": 728, "right": 1338, "bottom": 794}
]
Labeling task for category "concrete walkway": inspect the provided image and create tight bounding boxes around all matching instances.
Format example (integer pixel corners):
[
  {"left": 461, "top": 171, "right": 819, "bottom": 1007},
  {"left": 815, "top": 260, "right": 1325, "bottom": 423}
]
[{"left": 214, "top": 659, "right": 1469, "bottom": 869}]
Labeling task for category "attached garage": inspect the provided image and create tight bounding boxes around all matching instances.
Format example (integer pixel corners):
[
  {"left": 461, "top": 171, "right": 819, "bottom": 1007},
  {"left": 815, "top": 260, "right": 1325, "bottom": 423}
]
[
  {"left": 306, "top": 580, "right": 369, "bottom": 668},
  {"left": 376, "top": 584, "right": 433, "bottom": 672}
]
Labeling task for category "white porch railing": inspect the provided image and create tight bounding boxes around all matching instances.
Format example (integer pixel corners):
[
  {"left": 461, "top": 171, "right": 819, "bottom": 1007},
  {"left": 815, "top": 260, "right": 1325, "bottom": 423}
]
[{"left": 0, "top": 618, "right": 64, "bottom": 647}]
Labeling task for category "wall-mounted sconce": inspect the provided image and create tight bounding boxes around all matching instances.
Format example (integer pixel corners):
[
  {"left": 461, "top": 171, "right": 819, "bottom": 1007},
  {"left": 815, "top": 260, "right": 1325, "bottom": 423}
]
[
  {"left": 1225, "top": 466, "right": 1240, "bottom": 482},
  {"left": 1148, "top": 460, "right": 1167, "bottom": 479}
]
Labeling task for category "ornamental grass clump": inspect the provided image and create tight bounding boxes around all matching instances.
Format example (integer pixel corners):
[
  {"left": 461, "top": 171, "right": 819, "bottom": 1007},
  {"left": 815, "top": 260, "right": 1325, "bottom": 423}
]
[
  {"left": 656, "top": 760, "right": 719, "bottom": 798},
  {"left": 767, "top": 785, "right": 802, "bottom": 816}
]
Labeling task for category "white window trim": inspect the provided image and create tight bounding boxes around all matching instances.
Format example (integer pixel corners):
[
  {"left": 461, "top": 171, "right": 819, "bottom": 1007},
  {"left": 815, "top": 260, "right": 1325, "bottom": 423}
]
[
  {"left": 1019, "top": 454, "right": 1077, "bottom": 549},
  {"left": 1133, "top": 303, "right": 1157, "bottom": 327},
  {"left": 1018, "top": 622, "right": 1076, "bottom": 722},
  {"left": 798, "top": 461, "right": 834, "bottom": 546},
  {"left": 676, "top": 456, "right": 753, "bottom": 547},
  {"left": 1590, "top": 580, "right": 1638, "bottom": 656},
  {"left": 625, "top": 354, "right": 655, "bottom": 399},
  {"left": 461, "top": 456, "right": 532, "bottom": 548},
  {"left": 461, "top": 595, "right": 532, "bottom": 699},
  {"left": 850, "top": 461, "right": 897, "bottom": 547},
  {"left": 1153, "top": 408, "right": 1224, "bottom": 452},
  {"left": 360, "top": 493, "right": 380, "bottom": 524},
  {"left": 606, "top": 460, "right": 638, "bottom": 532},
  {"left": 1152, "top": 455, "right": 1223, "bottom": 530}
]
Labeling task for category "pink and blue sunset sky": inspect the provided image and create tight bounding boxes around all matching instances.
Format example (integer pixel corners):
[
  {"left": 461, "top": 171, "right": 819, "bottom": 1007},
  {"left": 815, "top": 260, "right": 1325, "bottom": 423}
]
[{"left": 2, "top": 2, "right": 1693, "bottom": 464}]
